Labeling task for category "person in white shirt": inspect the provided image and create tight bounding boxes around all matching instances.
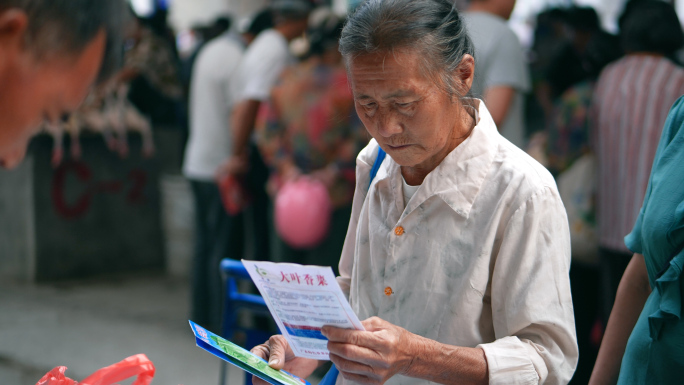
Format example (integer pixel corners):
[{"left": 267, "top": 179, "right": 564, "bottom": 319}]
[
  {"left": 181, "top": 18, "right": 248, "bottom": 332},
  {"left": 183, "top": 30, "right": 244, "bottom": 183},
  {"left": 220, "top": 0, "right": 313, "bottom": 176},
  {"left": 251, "top": 1, "right": 578, "bottom": 384}
]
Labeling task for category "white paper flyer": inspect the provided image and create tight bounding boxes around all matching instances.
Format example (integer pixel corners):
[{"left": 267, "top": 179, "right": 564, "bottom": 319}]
[{"left": 242, "top": 260, "right": 365, "bottom": 360}]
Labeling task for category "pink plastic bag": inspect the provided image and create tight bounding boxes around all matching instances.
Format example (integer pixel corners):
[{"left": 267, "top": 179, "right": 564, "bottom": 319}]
[
  {"left": 274, "top": 177, "right": 332, "bottom": 249},
  {"left": 36, "top": 354, "right": 155, "bottom": 385}
]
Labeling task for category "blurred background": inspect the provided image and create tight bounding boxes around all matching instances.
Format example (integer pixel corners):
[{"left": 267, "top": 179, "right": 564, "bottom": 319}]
[{"left": 1, "top": 0, "right": 683, "bottom": 384}]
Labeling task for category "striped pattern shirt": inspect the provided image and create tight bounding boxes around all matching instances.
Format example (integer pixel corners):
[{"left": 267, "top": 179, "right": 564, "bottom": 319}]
[{"left": 592, "top": 55, "right": 684, "bottom": 252}]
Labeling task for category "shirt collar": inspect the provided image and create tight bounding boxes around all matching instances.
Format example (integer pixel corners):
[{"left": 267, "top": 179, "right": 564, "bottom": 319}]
[{"left": 383, "top": 100, "right": 499, "bottom": 220}]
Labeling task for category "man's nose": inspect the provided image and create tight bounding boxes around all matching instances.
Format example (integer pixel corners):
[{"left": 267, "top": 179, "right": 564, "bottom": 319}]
[{"left": 376, "top": 111, "right": 403, "bottom": 138}]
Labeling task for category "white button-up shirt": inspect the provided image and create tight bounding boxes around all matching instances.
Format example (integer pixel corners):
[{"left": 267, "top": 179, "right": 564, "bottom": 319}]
[{"left": 337, "top": 102, "right": 578, "bottom": 385}]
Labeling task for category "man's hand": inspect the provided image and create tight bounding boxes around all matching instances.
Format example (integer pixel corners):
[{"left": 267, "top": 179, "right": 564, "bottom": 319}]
[
  {"left": 309, "top": 164, "right": 337, "bottom": 189},
  {"left": 323, "top": 317, "right": 488, "bottom": 385},
  {"left": 216, "top": 153, "right": 249, "bottom": 179},
  {"left": 279, "top": 160, "right": 302, "bottom": 183},
  {"left": 250, "top": 335, "right": 322, "bottom": 385},
  {"left": 322, "top": 317, "right": 418, "bottom": 385}
]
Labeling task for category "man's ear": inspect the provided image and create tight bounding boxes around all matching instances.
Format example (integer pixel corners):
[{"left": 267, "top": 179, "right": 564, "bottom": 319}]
[
  {"left": 0, "top": 9, "right": 28, "bottom": 61},
  {"left": 455, "top": 54, "right": 475, "bottom": 95}
]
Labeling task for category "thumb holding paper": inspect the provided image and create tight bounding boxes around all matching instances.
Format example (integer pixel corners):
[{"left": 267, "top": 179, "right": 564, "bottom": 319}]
[{"left": 250, "top": 335, "right": 323, "bottom": 385}]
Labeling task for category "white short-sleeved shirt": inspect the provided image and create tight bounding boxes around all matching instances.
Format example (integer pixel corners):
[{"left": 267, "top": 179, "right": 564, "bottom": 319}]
[
  {"left": 337, "top": 101, "right": 578, "bottom": 385},
  {"left": 233, "top": 29, "right": 295, "bottom": 102},
  {"left": 183, "top": 34, "right": 244, "bottom": 180},
  {"left": 464, "top": 12, "right": 531, "bottom": 149}
]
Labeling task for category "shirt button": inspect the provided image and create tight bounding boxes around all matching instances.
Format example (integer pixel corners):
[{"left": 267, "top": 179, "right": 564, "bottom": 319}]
[
  {"left": 384, "top": 286, "right": 393, "bottom": 296},
  {"left": 394, "top": 226, "right": 404, "bottom": 236}
]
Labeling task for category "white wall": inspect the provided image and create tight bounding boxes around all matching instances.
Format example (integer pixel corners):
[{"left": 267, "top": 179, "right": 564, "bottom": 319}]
[{"left": 168, "top": 0, "right": 229, "bottom": 32}]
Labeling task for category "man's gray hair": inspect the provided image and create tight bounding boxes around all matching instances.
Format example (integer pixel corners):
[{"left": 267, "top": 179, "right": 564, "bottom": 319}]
[
  {"left": 339, "top": 0, "right": 475, "bottom": 98},
  {"left": 0, "top": 0, "right": 129, "bottom": 83}
]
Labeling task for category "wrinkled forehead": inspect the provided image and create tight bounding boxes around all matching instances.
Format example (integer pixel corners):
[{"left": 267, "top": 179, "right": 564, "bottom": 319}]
[
  {"left": 344, "top": 44, "right": 421, "bottom": 68},
  {"left": 346, "top": 48, "right": 430, "bottom": 78},
  {"left": 346, "top": 50, "right": 436, "bottom": 99}
]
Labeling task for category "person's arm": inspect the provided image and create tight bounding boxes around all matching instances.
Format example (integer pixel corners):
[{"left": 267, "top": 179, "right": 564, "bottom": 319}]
[
  {"left": 477, "top": 187, "right": 577, "bottom": 385},
  {"left": 483, "top": 85, "right": 515, "bottom": 128},
  {"left": 589, "top": 253, "right": 651, "bottom": 385},
  {"left": 322, "top": 317, "right": 488, "bottom": 385},
  {"left": 216, "top": 99, "right": 262, "bottom": 178},
  {"left": 232, "top": 98, "right": 261, "bottom": 158}
]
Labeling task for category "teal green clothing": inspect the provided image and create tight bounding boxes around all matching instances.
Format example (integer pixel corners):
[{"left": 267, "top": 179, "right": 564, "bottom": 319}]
[{"left": 619, "top": 96, "right": 684, "bottom": 384}]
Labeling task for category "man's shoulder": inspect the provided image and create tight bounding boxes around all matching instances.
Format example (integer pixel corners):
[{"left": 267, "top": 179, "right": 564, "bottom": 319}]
[
  {"left": 246, "top": 29, "right": 288, "bottom": 56},
  {"left": 491, "top": 137, "right": 558, "bottom": 199},
  {"left": 199, "top": 36, "right": 243, "bottom": 59},
  {"left": 653, "top": 56, "right": 684, "bottom": 78},
  {"left": 193, "top": 38, "right": 243, "bottom": 79},
  {"left": 464, "top": 12, "right": 513, "bottom": 36},
  {"left": 598, "top": 56, "right": 637, "bottom": 80},
  {"left": 240, "top": 29, "right": 290, "bottom": 71},
  {"left": 464, "top": 12, "right": 523, "bottom": 64}
]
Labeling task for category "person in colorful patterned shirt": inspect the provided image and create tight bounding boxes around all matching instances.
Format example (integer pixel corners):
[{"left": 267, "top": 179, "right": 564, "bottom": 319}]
[
  {"left": 255, "top": 10, "right": 369, "bottom": 271},
  {"left": 544, "top": 30, "right": 621, "bottom": 178}
]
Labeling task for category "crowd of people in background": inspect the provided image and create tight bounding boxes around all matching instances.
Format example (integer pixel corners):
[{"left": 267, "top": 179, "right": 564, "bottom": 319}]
[
  {"left": 526, "top": 2, "right": 684, "bottom": 383},
  {"left": 12, "top": 0, "right": 679, "bottom": 382},
  {"left": 177, "top": 1, "right": 684, "bottom": 383}
]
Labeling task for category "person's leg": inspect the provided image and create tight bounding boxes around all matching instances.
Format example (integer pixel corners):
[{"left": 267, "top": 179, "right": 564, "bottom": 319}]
[
  {"left": 246, "top": 143, "right": 271, "bottom": 261},
  {"left": 190, "top": 180, "right": 214, "bottom": 327},
  {"left": 568, "top": 261, "right": 601, "bottom": 384},
  {"left": 244, "top": 145, "right": 278, "bottom": 333},
  {"left": 208, "top": 187, "right": 244, "bottom": 333}
]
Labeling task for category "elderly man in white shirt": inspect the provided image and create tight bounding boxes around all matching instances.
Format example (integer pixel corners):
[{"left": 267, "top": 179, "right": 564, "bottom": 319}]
[{"left": 251, "top": 1, "right": 578, "bottom": 384}]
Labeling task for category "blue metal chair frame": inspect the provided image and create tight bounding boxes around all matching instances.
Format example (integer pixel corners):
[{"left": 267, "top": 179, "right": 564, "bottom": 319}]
[
  {"left": 219, "top": 258, "right": 273, "bottom": 385},
  {"left": 218, "top": 258, "right": 341, "bottom": 385}
]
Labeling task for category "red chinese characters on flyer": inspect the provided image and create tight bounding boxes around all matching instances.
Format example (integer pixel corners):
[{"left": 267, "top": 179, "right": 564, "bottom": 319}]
[
  {"left": 279, "top": 271, "right": 328, "bottom": 287},
  {"left": 242, "top": 260, "right": 365, "bottom": 360}
]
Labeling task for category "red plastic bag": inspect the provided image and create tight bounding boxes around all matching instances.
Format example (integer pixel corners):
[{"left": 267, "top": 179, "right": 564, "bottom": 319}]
[
  {"left": 36, "top": 354, "right": 155, "bottom": 385},
  {"left": 218, "top": 174, "right": 251, "bottom": 215}
]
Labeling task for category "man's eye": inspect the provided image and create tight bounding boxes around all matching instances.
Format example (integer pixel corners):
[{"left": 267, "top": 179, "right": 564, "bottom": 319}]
[
  {"left": 361, "top": 103, "right": 377, "bottom": 110},
  {"left": 396, "top": 102, "right": 413, "bottom": 108}
]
